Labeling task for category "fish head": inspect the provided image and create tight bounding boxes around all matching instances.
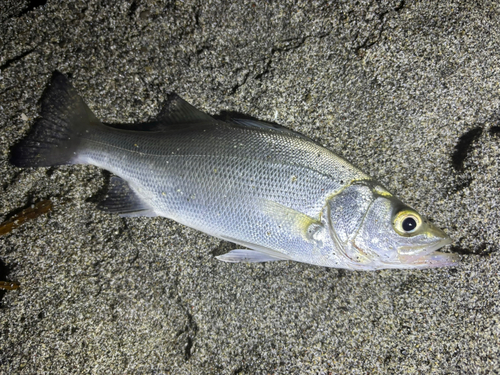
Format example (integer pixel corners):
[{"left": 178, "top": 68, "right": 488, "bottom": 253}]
[{"left": 325, "top": 183, "right": 457, "bottom": 270}]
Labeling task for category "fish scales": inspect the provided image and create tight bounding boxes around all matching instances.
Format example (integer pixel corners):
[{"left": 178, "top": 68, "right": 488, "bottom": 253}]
[{"left": 78, "top": 123, "right": 370, "bottom": 260}]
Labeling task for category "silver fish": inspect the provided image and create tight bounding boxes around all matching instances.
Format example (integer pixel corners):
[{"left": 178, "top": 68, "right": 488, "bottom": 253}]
[{"left": 10, "top": 73, "right": 457, "bottom": 270}]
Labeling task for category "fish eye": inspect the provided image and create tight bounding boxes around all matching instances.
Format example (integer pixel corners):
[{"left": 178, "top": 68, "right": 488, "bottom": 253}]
[
  {"left": 393, "top": 210, "right": 422, "bottom": 235},
  {"left": 402, "top": 217, "right": 417, "bottom": 232}
]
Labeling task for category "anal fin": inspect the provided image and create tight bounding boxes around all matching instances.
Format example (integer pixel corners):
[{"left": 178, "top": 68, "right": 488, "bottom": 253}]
[
  {"left": 216, "top": 249, "right": 285, "bottom": 263},
  {"left": 98, "top": 176, "right": 156, "bottom": 217}
]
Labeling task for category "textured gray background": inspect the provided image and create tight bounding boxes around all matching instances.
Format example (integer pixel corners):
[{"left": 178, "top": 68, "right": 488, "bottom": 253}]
[{"left": 1, "top": 0, "right": 499, "bottom": 374}]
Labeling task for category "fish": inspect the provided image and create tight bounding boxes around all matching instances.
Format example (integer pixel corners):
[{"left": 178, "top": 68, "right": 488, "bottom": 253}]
[{"left": 10, "top": 72, "right": 457, "bottom": 270}]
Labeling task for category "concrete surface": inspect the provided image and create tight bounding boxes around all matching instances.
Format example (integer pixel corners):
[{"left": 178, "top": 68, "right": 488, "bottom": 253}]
[{"left": 0, "top": 0, "right": 499, "bottom": 374}]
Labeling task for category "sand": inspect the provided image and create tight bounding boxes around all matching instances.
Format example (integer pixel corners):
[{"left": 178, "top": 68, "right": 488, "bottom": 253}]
[{"left": 0, "top": 1, "right": 499, "bottom": 374}]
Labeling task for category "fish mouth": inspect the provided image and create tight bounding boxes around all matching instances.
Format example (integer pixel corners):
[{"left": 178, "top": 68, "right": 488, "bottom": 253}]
[{"left": 397, "top": 237, "right": 459, "bottom": 268}]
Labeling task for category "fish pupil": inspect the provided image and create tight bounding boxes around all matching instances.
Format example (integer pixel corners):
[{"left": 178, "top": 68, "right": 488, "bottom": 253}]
[{"left": 402, "top": 217, "right": 417, "bottom": 232}]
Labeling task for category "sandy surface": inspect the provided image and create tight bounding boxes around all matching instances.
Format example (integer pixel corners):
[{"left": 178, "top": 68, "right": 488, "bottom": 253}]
[{"left": 1, "top": 1, "right": 499, "bottom": 374}]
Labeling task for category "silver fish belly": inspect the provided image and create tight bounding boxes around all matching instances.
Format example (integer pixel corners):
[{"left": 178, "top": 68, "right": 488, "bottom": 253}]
[{"left": 10, "top": 72, "right": 457, "bottom": 270}]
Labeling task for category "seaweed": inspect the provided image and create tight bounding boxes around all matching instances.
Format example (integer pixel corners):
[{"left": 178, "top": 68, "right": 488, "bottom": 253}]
[
  {"left": 0, "top": 281, "right": 20, "bottom": 291},
  {"left": 0, "top": 200, "right": 53, "bottom": 236}
]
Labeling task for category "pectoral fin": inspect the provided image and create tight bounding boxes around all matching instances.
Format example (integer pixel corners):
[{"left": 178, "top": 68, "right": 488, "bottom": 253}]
[
  {"left": 216, "top": 200, "right": 327, "bottom": 264},
  {"left": 258, "top": 199, "right": 325, "bottom": 245}
]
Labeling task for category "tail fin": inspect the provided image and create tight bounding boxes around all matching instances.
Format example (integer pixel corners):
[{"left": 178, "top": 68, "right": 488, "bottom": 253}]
[{"left": 10, "top": 72, "right": 100, "bottom": 167}]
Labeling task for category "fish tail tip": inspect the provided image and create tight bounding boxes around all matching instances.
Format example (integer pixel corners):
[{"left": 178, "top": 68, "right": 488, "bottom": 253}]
[{"left": 10, "top": 71, "right": 99, "bottom": 168}]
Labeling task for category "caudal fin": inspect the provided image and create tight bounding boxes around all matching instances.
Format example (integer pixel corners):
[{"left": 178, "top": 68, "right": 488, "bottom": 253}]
[{"left": 10, "top": 72, "right": 100, "bottom": 167}]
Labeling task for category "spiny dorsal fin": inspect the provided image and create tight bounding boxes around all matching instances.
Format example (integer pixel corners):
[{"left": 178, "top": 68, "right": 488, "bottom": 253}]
[
  {"left": 227, "top": 118, "right": 314, "bottom": 142},
  {"left": 98, "top": 176, "right": 157, "bottom": 217},
  {"left": 228, "top": 118, "right": 287, "bottom": 131},
  {"left": 156, "top": 93, "right": 213, "bottom": 124}
]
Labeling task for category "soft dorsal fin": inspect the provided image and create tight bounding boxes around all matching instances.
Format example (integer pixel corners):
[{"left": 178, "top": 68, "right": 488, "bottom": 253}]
[
  {"left": 102, "top": 94, "right": 214, "bottom": 132},
  {"left": 155, "top": 93, "right": 213, "bottom": 124},
  {"left": 98, "top": 176, "right": 157, "bottom": 217}
]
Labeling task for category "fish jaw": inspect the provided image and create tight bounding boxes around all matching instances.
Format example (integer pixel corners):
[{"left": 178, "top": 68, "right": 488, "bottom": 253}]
[
  {"left": 343, "top": 228, "right": 457, "bottom": 270},
  {"left": 396, "top": 237, "right": 458, "bottom": 269},
  {"left": 400, "top": 251, "right": 459, "bottom": 269}
]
